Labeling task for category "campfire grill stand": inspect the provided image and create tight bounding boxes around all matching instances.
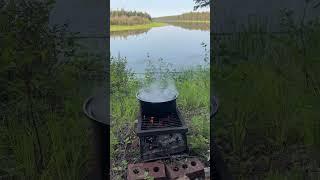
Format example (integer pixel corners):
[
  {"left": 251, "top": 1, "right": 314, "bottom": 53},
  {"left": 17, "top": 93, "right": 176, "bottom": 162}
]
[{"left": 136, "top": 90, "right": 190, "bottom": 161}]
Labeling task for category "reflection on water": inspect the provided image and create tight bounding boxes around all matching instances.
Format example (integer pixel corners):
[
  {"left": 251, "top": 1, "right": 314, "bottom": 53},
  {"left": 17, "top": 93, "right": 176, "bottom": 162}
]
[
  {"left": 165, "top": 22, "right": 209, "bottom": 31},
  {"left": 111, "top": 25, "right": 209, "bottom": 73},
  {"left": 110, "top": 22, "right": 210, "bottom": 40},
  {"left": 110, "top": 22, "right": 209, "bottom": 39},
  {"left": 110, "top": 28, "right": 151, "bottom": 39}
]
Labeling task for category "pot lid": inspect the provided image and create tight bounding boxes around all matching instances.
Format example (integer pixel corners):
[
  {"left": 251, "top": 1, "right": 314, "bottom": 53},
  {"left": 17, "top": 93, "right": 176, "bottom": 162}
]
[
  {"left": 136, "top": 88, "right": 178, "bottom": 103},
  {"left": 83, "top": 93, "right": 108, "bottom": 125}
]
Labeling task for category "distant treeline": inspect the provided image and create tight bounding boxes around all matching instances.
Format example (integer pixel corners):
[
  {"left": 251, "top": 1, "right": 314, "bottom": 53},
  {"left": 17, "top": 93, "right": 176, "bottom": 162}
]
[
  {"left": 167, "top": 22, "right": 209, "bottom": 31},
  {"left": 111, "top": 9, "right": 152, "bottom": 25},
  {"left": 153, "top": 12, "right": 210, "bottom": 22}
]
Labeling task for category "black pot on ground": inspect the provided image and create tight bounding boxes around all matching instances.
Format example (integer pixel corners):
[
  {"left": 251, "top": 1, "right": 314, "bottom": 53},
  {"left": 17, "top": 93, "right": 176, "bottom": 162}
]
[
  {"left": 211, "top": 96, "right": 234, "bottom": 180},
  {"left": 83, "top": 93, "right": 108, "bottom": 180}
]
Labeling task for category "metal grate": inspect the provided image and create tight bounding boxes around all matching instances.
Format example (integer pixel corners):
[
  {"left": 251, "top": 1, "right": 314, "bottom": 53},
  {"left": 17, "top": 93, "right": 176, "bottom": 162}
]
[
  {"left": 136, "top": 108, "right": 189, "bottom": 161},
  {"left": 141, "top": 114, "right": 183, "bottom": 130}
]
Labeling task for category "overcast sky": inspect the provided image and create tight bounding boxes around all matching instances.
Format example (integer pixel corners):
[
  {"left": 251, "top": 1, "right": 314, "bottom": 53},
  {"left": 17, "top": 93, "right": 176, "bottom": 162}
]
[{"left": 111, "top": 0, "right": 210, "bottom": 18}]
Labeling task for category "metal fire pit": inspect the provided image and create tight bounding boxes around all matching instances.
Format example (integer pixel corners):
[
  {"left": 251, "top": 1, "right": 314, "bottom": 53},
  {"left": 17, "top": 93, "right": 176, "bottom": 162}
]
[
  {"left": 136, "top": 108, "right": 188, "bottom": 161},
  {"left": 136, "top": 108, "right": 188, "bottom": 136},
  {"left": 135, "top": 90, "right": 189, "bottom": 161}
]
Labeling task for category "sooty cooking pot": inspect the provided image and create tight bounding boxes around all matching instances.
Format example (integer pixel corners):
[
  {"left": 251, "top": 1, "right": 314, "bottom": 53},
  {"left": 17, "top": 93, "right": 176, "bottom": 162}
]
[{"left": 136, "top": 89, "right": 178, "bottom": 116}]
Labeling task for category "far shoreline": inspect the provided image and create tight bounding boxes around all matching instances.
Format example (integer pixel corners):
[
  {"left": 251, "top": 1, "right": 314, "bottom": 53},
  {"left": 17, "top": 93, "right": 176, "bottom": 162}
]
[
  {"left": 110, "top": 22, "right": 167, "bottom": 32},
  {"left": 154, "top": 20, "right": 209, "bottom": 23},
  {"left": 110, "top": 20, "right": 210, "bottom": 32}
]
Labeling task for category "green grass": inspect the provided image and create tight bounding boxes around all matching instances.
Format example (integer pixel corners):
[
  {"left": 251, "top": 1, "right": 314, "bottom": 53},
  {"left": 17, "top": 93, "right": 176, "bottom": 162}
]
[
  {"left": 110, "top": 22, "right": 167, "bottom": 32},
  {"left": 0, "top": 98, "right": 91, "bottom": 179},
  {"left": 0, "top": 1, "right": 105, "bottom": 178},
  {"left": 212, "top": 15, "right": 320, "bottom": 179}
]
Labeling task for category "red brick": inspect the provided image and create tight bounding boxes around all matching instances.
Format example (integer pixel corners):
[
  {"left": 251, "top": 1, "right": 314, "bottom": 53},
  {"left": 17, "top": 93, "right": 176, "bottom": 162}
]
[
  {"left": 127, "top": 161, "right": 167, "bottom": 180},
  {"left": 165, "top": 158, "right": 205, "bottom": 180}
]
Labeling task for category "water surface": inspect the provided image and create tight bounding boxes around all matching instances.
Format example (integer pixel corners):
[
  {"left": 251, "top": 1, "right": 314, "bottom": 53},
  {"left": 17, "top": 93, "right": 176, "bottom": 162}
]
[{"left": 111, "top": 23, "right": 210, "bottom": 73}]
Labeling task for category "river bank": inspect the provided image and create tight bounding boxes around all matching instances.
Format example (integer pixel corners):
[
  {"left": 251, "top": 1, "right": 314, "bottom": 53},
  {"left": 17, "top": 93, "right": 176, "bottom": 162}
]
[
  {"left": 154, "top": 20, "right": 209, "bottom": 23},
  {"left": 110, "top": 22, "right": 167, "bottom": 31}
]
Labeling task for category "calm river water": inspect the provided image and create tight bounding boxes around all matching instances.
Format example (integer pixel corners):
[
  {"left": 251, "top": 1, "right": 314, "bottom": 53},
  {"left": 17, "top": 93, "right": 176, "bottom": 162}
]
[{"left": 110, "top": 22, "right": 210, "bottom": 73}]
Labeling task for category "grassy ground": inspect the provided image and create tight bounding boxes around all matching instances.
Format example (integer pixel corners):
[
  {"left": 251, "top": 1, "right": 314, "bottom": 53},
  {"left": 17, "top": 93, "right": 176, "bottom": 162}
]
[
  {"left": 212, "top": 16, "right": 320, "bottom": 179},
  {"left": 110, "top": 57, "right": 210, "bottom": 179},
  {"left": 110, "top": 22, "right": 167, "bottom": 32},
  {"left": 0, "top": 2, "right": 105, "bottom": 178},
  {"left": 0, "top": 52, "right": 104, "bottom": 179}
]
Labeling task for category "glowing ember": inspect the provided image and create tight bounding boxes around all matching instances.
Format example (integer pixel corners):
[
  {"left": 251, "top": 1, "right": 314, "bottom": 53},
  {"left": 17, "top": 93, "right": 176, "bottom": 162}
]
[{"left": 150, "top": 117, "right": 154, "bottom": 124}]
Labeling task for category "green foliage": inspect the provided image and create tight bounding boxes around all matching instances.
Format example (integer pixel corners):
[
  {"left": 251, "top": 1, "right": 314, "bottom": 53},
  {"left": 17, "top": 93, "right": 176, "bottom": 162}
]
[
  {"left": 110, "top": 56, "right": 139, "bottom": 123},
  {"left": 188, "top": 115, "right": 210, "bottom": 158},
  {"left": 0, "top": 0, "right": 103, "bottom": 178},
  {"left": 166, "top": 21, "right": 210, "bottom": 31},
  {"left": 110, "top": 9, "right": 152, "bottom": 25},
  {"left": 110, "top": 59, "right": 139, "bottom": 179},
  {"left": 213, "top": 11, "right": 320, "bottom": 179},
  {"left": 153, "top": 12, "right": 210, "bottom": 22},
  {"left": 111, "top": 9, "right": 151, "bottom": 20},
  {"left": 176, "top": 68, "right": 210, "bottom": 110}
]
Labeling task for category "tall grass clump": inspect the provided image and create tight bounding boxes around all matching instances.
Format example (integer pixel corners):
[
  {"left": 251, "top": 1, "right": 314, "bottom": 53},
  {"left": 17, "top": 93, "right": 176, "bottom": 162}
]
[
  {"left": 110, "top": 56, "right": 140, "bottom": 179},
  {"left": 0, "top": 0, "right": 104, "bottom": 179},
  {"left": 213, "top": 7, "right": 320, "bottom": 179}
]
